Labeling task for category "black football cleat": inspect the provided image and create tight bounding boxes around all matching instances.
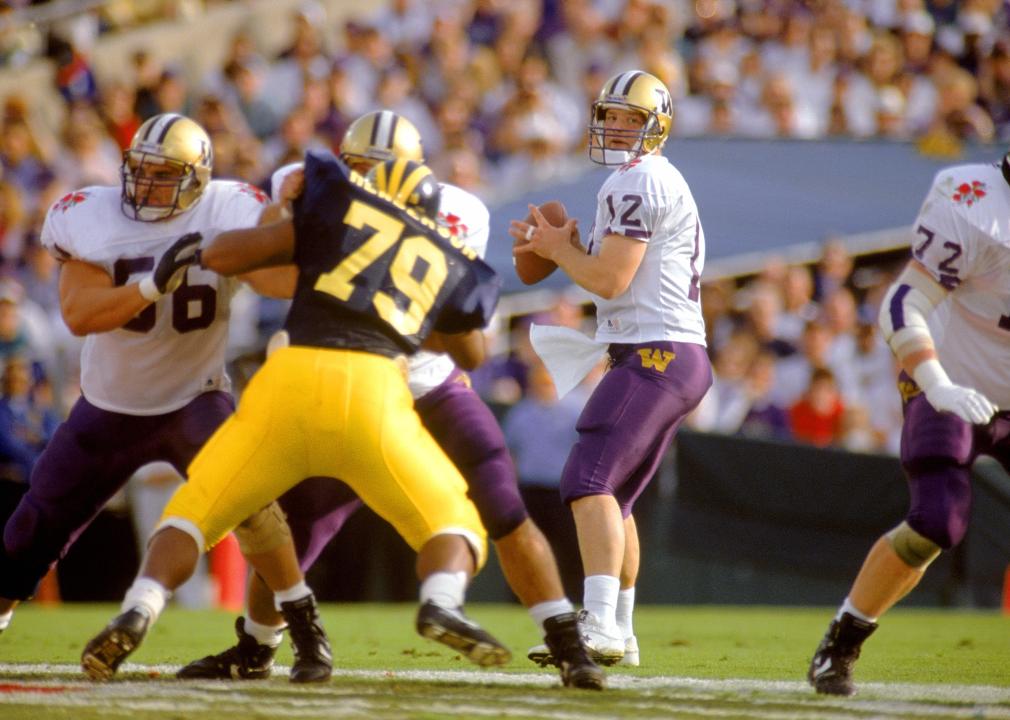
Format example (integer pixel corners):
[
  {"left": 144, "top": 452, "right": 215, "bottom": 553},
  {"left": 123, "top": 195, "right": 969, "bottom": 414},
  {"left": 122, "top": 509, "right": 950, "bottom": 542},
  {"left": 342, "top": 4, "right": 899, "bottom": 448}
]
[
  {"left": 416, "top": 600, "right": 512, "bottom": 667},
  {"left": 81, "top": 608, "right": 151, "bottom": 681},
  {"left": 544, "top": 612, "right": 606, "bottom": 690},
  {"left": 177, "top": 616, "right": 277, "bottom": 679},
  {"left": 808, "top": 612, "right": 878, "bottom": 696},
  {"left": 279, "top": 594, "right": 332, "bottom": 683}
]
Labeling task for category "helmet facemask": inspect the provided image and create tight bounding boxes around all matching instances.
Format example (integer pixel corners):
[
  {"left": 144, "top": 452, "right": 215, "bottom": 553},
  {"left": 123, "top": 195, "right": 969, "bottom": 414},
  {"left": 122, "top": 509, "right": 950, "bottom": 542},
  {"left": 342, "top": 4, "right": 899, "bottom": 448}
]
[
  {"left": 588, "top": 71, "right": 673, "bottom": 166},
  {"left": 120, "top": 113, "right": 213, "bottom": 222},
  {"left": 588, "top": 102, "right": 667, "bottom": 166},
  {"left": 121, "top": 150, "right": 203, "bottom": 222}
]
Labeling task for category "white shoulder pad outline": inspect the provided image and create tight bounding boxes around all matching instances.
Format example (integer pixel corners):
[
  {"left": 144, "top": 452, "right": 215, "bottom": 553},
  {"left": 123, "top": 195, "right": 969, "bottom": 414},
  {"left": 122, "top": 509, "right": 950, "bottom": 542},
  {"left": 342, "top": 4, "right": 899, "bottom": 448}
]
[
  {"left": 438, "top": 182, "right": 490, "bottom": 259},
  {"left": 270, "top": 163, "right": 305, "bottom": 203}
]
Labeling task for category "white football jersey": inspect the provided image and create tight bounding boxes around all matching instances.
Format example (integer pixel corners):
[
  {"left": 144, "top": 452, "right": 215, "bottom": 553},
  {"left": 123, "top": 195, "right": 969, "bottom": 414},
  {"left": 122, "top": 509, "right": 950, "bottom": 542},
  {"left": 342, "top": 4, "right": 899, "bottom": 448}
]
[
  {"left": 270, "top": 164, "right": 490, "bottom": 398},
  {"left": 913, "top": 162, "right": 1010, "bottom": 409},
  {"left": 41, "top": 181, "right": 270, "bottom": 415},
  {"left": 408, "top": 183, "right": 490, "bottom": 398},
  {"left": 587, "top": 154, "right": 707, "bottom": 346}
]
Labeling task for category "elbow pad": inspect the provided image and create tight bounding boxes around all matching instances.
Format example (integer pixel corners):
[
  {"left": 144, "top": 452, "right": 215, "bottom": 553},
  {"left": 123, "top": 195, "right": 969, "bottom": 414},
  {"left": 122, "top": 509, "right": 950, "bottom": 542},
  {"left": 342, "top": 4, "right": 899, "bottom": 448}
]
[{"left": 878, "top": 265, "right": 947, "bottom": 362}]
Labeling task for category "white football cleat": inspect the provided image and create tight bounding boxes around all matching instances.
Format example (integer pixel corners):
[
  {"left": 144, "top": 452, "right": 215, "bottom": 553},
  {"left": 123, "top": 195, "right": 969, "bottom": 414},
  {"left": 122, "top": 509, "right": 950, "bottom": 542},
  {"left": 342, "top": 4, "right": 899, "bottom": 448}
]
[
  {"left": 577, "top": 610, "right": 624, "bottom": 664},
  {"left": 618, "top": 635, "right": 639, "bottom": 666}
]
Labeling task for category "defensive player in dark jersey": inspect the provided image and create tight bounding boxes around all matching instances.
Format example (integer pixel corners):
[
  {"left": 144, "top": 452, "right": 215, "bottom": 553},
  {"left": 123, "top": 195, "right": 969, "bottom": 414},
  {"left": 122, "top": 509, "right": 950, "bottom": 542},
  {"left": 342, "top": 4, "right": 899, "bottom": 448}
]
[
  {"left": 177, "top": 111, "right": 604, "bottom": 690},
  {"left": 81, "top": 153, "right": 508, "bottom": 680}
]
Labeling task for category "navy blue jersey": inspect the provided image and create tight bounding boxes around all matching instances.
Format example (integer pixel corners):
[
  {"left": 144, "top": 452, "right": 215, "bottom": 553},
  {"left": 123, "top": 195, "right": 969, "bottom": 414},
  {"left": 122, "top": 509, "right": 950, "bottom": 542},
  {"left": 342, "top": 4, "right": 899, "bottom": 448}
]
[{"left": 284, "top": 151, "right": 501, "bottom": 356}]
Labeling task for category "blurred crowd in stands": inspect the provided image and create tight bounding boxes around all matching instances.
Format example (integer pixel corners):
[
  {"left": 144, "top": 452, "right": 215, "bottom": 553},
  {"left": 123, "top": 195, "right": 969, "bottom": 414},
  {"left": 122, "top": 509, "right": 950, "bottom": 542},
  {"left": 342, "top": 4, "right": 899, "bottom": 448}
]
[{"left": 1, "top": 0, "right": 1008, "bottom": 485}]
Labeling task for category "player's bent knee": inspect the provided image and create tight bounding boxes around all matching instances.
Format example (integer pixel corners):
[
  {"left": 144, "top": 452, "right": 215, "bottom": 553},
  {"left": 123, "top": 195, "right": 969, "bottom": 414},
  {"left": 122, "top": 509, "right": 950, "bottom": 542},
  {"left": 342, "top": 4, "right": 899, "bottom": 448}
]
[
  {"left": 886, "top": 521, "right": 942, "bottom": 568},
  {"left": 234, "top": 502, "right": 291, "bottom": 555}
]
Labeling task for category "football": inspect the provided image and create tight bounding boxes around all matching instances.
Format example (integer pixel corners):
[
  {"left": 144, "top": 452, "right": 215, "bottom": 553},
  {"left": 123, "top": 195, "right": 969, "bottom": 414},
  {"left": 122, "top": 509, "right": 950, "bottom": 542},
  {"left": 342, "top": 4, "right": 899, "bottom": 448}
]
[{"left": 514, "top": 200, "right": 567, "bottom": 285}]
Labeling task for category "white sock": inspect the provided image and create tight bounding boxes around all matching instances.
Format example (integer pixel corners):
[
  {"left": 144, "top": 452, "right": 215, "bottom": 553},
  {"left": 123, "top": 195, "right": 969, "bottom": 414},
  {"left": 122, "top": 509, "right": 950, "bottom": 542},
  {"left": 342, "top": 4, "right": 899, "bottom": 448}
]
[
  {"left": 273, "top": 580, "right": 312, "bottom": 610},
  {"left": 616, "top": 587, "right": 635, "bottom": 639},
  {"left": 0, "top": 609, "right": 13, "bottom": 631},
  {"left": 528, "top": 599, "right": 574, "bottom": 633},
  {"left": 122, "top": 577, "right": 170, "bottom": 622},
  {"left": 419, "top": 571, "right": 467, "bottom": 609},
  {"left": 583, "top": 574, "right": 620, "bottom": 627},
  {"left": 838, "top": 596, "right": 877, "bottom": 624},
  {"left": 244, "top": 616, "right": 284, "bottom": 648}
]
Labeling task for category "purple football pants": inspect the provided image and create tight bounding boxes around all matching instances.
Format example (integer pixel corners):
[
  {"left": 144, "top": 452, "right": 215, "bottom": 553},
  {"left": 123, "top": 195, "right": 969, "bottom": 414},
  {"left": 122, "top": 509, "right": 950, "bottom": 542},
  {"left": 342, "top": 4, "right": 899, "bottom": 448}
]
[
  {"left": 899, "top": 379, "right": 1010, "bottom": 548},
  {"left": 561, "top": 341, "right": 712, "bottom": 516},
  {"left": 0, "top": 391, "right": 234, "bottom": 599},
  {"left": 280, "top": 370, "right": 528, "bottom": 572}
]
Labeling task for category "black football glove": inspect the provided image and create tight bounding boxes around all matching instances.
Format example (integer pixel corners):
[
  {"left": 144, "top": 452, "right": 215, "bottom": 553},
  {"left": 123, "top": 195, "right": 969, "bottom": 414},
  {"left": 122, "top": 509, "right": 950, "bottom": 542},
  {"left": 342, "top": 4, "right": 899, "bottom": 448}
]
[{"left": 139, "top": 232, "right": 202, "bottom": 301}]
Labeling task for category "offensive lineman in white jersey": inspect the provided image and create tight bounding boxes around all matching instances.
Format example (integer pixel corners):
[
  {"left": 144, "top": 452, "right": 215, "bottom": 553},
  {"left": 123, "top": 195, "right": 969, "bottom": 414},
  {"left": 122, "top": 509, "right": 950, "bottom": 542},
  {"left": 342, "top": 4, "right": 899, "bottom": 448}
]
[
  {"left": 808, "top": 157, "right": 1010, "bottom": 696},
  {"left": 176, "top": 111, "right": 604, "bottom": 690},
  {"left": 511, "top": 71, "right": 713, "bottom": 665},
  {"left": 0, "top": 114, "right": 334, "bottom": 684}
]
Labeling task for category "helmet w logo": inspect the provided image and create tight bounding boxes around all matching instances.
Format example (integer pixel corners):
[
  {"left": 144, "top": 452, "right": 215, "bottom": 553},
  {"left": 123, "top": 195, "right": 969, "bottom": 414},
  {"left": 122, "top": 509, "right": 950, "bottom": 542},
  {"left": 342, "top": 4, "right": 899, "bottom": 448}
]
[
  {"left": 654, "top": 88, "right": 672, "bottom": 116},
  {"left": 637, "top": 348, "right": 676, "bottom": 372}
]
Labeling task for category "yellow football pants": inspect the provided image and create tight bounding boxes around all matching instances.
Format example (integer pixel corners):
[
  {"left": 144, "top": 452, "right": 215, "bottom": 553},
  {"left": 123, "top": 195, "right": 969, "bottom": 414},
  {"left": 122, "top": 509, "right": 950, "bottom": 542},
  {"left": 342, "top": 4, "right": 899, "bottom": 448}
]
[{"left": 161, "top": 345, "right": 487, "bottom": 566}]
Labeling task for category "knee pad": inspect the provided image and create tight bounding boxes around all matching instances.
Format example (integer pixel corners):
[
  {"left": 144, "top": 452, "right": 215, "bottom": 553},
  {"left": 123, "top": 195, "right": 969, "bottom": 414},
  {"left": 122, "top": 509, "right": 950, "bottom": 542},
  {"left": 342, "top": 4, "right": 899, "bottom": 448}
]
[
  {"left": 234, "top": 502, "right": 291, "bottom": 555},
  {"left": 886, "top": 521, "right": 942, "bottom": 568},
  {"left": 431, "top": 527, "right": 487, "bottom": 571}
]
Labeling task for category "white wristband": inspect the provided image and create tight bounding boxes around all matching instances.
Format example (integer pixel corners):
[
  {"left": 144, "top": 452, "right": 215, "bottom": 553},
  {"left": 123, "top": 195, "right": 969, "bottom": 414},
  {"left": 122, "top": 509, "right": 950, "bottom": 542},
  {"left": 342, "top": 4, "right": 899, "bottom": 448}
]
[
  {"left": 912, "top": 358, "right": 951, "bottom": 393},
  {"left": 138, "top": 275, "right": 162, "bottom": 302}
]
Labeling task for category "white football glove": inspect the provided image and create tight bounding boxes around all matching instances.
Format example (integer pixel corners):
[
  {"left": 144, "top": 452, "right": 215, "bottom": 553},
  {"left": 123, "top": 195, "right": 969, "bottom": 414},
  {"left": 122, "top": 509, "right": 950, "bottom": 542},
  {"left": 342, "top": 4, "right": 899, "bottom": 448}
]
[{"left": 922, "top": 383, "right": 997, "bottom": 425}]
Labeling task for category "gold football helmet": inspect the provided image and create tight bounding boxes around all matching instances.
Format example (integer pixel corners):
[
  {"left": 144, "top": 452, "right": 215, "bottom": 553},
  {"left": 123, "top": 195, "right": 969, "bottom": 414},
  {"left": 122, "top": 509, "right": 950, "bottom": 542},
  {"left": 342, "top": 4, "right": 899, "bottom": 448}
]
[
  {"left": 339, "top": 110, "right": 425, "bottom": 172},
  {"left": 588, "top": 71, "right": 673, "bottom": 166},
  {"left": 367, "top": 158, "right": 441, "bottom": 220},
  {"left": 121, "top": 113, "right": 213, "bottom": 222}
]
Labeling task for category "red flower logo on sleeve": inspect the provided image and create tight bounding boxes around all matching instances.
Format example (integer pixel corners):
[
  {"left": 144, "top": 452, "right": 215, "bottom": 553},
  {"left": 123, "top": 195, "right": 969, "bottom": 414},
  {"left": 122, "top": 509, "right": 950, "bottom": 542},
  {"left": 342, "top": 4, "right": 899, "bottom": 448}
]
[
  {"left": 238, "top": 184, "right": 270, "bottom": 205},
  {"left": 437, "top": 211, "right": 469, "bottom": 238},
  {"left": 951, "top": 180, "right": 986, "bottom": 206},
  {"left": 52, "top": 191, "right": 90, "bottom": 213}
]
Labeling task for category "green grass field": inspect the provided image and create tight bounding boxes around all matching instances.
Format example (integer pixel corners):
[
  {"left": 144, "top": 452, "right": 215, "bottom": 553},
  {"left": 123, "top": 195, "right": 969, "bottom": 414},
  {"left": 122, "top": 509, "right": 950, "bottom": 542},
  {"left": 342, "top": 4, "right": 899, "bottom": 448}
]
[{"left": 2, "top": 603, "right": 1009, "bottom": 719}]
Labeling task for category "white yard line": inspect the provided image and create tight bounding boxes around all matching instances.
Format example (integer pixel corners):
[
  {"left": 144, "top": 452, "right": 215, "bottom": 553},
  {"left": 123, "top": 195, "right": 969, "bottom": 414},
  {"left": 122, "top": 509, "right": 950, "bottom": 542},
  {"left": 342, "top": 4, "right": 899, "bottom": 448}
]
[{"left": 1, "top": 664, "right": 1009, "bottom": 720}]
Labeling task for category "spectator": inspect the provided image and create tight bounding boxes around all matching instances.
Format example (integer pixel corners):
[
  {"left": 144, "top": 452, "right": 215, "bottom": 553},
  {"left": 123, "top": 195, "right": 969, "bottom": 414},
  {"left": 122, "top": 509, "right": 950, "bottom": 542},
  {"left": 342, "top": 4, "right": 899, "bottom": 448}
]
[
  {"left": 222, "top": 59, "right": 281, "bottom": 140},
  {"left": 51, "top": 105, "right": 121, "bottom": 189},
  {"left": 789, "top": 366, "right": 845, "bottom": 448},
  {"left": 98, "top": 80, "right": 142, "bottom": 151},
  {"left": 0, "top": 117, "right": 56, "bottom": 215},
  {"left": 0, "top": 281, "right": 29, "bottom": 363},
  {"left": 813, "top": 238, "right": 853, "bottom": 302},
  {"left": 0, "top": 179, "right": 27, "bottom": 268},
  {"left": 736, "top": 350, "right": 792, "bottom": 441},
  {"left": 0, "top": 355, "right": 58, "bottom": 483}
]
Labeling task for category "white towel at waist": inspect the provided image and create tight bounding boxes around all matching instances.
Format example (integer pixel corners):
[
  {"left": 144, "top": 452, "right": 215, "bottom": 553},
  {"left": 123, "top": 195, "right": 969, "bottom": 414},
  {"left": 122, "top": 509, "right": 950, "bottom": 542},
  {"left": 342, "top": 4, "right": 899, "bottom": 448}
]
[{"left": 529, "top": 323, "right": 608, "bottom": 399}]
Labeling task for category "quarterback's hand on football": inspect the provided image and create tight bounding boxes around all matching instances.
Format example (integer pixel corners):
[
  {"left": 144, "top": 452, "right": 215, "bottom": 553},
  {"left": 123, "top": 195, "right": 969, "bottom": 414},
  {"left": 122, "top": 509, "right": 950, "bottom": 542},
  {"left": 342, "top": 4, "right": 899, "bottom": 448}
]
[
  {"left": 139, "top": 232, "right": 202, "bottom": 302},
  {"left": 924, "top": 383, "right": 997, "bottom": 425}
]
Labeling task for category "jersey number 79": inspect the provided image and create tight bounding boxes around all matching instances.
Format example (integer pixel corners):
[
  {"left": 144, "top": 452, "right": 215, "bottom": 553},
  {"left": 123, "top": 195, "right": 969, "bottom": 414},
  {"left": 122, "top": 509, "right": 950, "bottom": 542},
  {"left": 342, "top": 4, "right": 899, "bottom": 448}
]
[{"left": 314, "top": 200, "right": 448, "bottom": 336}]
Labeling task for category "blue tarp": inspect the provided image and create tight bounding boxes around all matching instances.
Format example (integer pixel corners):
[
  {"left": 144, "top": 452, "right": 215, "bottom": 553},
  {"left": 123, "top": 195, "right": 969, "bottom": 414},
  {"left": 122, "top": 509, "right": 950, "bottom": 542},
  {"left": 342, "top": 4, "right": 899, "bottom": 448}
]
[{"left": 486, "top": 138, "right": 1001, "bottom": 293}]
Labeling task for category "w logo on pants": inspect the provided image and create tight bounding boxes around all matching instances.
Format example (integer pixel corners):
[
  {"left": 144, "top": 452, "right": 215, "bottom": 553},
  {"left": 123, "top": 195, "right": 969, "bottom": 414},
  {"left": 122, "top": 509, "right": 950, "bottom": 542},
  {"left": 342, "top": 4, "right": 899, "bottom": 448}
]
[{"left": 637, "top": 348, "right": 675, "bottom": 372}]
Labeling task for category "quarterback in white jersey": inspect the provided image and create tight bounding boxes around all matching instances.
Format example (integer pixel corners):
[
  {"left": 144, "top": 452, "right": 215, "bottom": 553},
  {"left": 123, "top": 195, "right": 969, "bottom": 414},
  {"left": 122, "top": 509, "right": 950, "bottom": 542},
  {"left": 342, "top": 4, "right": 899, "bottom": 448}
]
[
  {"left": 510, "top": 71, "right": 713, "bottom": 667},
  {"left": 0, "top": 114, "right": 305, "bottom": 645},
  {"left": 589, "top": 153, "right": 706, "bottom": 346},
  {"left": 808, "top": 158, "right": 1010, "bottom": 697},
  {"left": 182, "top": 111, "right": 605, "bottom": 690}
]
